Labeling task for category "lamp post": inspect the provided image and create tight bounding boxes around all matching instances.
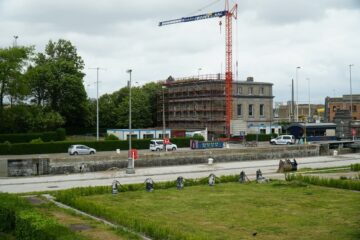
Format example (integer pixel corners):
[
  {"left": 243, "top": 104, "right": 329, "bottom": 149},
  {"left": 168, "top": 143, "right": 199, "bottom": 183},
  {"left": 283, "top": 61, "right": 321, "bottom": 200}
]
[
  {"left": 349, "top": 64, "right": 354, "bottom": 118},
  {"left": 162, "top": 85, "right": 166, "bottom": 151},
  {"left": 126, "top": 69, "right": 135, "bottom": 174},
  {"left": 307, "top": 78, "right": 310, "bottom": 123},
  {"left": 13, "top": 35, "right": 18, "bottom": 47},
  {"left": 296, "top": 66, "right": 301, "bottom": 122},
  {"left": 89, "top": 67, "right": 105, "bottom": 141}
]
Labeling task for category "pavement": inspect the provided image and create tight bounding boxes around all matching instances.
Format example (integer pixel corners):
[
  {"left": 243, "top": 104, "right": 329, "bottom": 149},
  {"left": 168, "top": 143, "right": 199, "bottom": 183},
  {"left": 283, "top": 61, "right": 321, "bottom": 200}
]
[{"left": 1, "top": 153, "right": 360, "bottom": 193}]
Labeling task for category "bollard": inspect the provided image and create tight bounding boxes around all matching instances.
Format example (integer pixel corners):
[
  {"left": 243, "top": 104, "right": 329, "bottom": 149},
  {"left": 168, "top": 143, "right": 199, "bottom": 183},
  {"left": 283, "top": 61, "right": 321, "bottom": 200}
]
[
  {"left": 116, "top": 149, "right": 120, "bottom": 154},
  {"left": 208, "top": 158, "right": 214, "bottom": 165}
]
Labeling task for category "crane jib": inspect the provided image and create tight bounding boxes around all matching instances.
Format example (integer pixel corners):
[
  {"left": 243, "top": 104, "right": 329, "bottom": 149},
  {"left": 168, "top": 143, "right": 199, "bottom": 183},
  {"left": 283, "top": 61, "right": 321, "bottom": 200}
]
[{"left": 159, "top": 10, "right": 228, "bottom": 26}]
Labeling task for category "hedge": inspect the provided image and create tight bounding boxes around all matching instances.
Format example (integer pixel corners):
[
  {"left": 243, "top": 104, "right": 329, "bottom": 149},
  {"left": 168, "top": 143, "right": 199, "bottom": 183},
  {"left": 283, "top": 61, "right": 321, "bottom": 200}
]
[
  {"left": 0, "top": 128, "right": 66, "bottom": 144},
  {"left": 0, "top": 193, "right": 84, "bottom": 240},
  {"left": 0, "top": 137, "right": 201, "bottom": 155},
  {"left": 245, "top": 134, "right": 278, "bottom": 142}
]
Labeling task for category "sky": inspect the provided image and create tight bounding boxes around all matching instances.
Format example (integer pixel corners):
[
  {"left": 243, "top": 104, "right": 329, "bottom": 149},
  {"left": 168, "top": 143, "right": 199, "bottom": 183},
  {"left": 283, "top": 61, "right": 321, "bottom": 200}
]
[{"left": 0, "top": 0, "right": 359, "bottom": 104}]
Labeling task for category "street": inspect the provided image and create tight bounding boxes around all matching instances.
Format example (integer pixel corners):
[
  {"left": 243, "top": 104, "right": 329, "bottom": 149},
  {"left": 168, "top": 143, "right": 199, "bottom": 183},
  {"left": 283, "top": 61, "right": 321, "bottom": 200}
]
[{"left": 0, "top": 153, "right": 359, "bottom": 193}]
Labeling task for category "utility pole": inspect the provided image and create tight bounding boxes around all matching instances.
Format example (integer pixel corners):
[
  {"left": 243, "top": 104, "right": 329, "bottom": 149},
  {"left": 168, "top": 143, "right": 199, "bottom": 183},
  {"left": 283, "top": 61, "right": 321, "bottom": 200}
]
[
  {"left": 291, "top": 79, "right": 294, "bottom": 122},
  {"left": 296, "top": 66, "right": 301, "bottom": 122},
  {"left": 162, "top": 86, "right": 166, "bottom": 151},
  {"left": 307, "top": 78, "right": 310, "bottom": 122},
  {"left": 126, "top": 69, "right": 135, "bottom": 174},
  {"left": 349, "top": 64, "right": 354, "bottom": 118},
  {"left": 89, "top": 67, "right": 105, "bottom": 141},
  {"left": 13, "top": 35, "right": 18, "bottom": 47}
]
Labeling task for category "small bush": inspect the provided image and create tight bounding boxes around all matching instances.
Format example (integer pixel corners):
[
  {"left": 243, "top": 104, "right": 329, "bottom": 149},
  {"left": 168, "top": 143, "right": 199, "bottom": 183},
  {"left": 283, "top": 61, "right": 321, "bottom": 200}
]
[
  {"left": 286, "top": 174, "right": 360, "bottom": 191},
  {"left": 350, "top": 163, "right": 360, "bottom": 171},
  {"left": 105, "top": 134, "right": 119, "bottom": 141},
  {"left": 30, "top": 138, "right": 43, "bottom": 144},
  {"left": 56, "top": 128, "right": 66, "bottom": 141}
]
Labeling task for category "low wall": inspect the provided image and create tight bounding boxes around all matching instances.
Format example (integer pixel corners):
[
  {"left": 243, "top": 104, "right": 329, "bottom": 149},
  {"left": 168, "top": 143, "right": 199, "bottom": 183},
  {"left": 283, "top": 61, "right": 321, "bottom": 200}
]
[
  {"left": 48, "top": 145, "right": 319, "bottom": 175},
  {"left": 1, "top": 145, "right": 320, "bottom": 176}
]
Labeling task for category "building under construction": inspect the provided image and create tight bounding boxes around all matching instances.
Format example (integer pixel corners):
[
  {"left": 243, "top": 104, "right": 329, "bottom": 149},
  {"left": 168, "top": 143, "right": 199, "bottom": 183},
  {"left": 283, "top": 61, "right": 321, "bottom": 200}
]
[{"left": 157, "top": 74, "right": 277, "bottom": 138}]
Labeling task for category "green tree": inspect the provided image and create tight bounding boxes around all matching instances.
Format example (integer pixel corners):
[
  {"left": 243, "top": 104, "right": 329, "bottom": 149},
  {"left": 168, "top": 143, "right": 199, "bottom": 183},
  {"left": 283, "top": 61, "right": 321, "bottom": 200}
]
[
  {"left": 0, "top": 46, "right": 33, "bottom": 109},
  {"left": 28, "top": 39, "right": 89, "bottom": 128}
]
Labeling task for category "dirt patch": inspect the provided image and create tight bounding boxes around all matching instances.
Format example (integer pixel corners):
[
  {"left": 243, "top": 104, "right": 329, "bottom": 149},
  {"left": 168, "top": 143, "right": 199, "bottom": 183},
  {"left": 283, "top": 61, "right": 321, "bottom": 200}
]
[
  {"left": 69, "top": 223, "right": 92, "bottom": 231},
  {"left": 25, "top": 196, "right": 47, "bottom": 205}
]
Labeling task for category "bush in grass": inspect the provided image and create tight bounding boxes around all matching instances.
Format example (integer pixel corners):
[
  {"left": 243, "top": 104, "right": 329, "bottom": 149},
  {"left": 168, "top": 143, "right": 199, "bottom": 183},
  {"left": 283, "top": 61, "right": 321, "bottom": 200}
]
[
  {"left": 105, "top": 134, "right": 119, "bottom": 141},
  {"left": 350, "top": 163, "right": 360, "bottom": 171},
  {"left": 285, "top": 174, "right": 360, "bottom": 191}
]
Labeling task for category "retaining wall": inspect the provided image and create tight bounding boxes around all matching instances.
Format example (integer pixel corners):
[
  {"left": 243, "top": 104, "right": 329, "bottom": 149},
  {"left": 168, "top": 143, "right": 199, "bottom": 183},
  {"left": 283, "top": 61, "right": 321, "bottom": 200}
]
[{"left": 1, "top": 145, "right": 320, "bottom": 176}]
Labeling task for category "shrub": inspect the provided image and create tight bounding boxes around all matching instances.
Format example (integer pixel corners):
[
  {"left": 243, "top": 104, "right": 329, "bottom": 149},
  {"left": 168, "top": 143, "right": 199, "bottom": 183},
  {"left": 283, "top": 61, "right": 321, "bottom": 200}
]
[
  {"left": 245, "top": 134, "right": 277, "bottom": 142},
  {"left": 56, "top": 128, "right": 66, "bottom": 141},
  {"left": 105, "top": 134, "right": 119, "bottom": 141},
  {"left": 285, "top": 174, "right": 360, "bottom": 191},
  {"left": 350, "top": 163, "right": 360, "bottom": 171},
  {"left": 30, "top": 138, "right": 44, "bottom": 144}
]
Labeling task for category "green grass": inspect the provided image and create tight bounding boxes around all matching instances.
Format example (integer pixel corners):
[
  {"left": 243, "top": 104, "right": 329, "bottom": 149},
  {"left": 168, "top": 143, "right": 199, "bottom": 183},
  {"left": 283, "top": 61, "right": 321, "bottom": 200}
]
[
  {"left": 351, "top": 163, "right": 360, "bottom": 171},
  {"left": 297, "top": 165, "right": 351, "bottom": 174},
  {"left": 55, "top": 181, "right": 360, "bottom": 240}
]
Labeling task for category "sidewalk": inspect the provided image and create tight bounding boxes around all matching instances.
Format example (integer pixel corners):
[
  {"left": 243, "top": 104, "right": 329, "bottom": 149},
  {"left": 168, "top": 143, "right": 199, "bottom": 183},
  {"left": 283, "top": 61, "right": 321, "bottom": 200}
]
[{"left": 1, "top": 153, "right": 359, "bottom": 193}]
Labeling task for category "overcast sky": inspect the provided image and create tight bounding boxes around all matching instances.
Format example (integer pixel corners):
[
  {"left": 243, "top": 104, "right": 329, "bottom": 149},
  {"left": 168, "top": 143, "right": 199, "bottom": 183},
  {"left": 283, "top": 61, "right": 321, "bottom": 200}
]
[{"left": 1, "top": 0, "right": 359, "bottom": 104}]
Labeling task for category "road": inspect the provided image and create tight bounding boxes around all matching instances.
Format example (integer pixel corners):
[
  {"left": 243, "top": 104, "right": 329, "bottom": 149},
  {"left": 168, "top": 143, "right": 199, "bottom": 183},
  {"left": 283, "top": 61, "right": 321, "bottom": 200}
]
[{"left": 1, "top": 153, "right": 359, "bottom": 193}]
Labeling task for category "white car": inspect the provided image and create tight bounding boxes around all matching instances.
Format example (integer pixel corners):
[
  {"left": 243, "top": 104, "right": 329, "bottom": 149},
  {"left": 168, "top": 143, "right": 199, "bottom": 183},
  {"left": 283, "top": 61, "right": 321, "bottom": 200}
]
[
  {"left": 68, "top": 145, "right": 96, "bottom": 155},
  {"left": 149, "top": 140, "right": 177, "bottom": 151},
  {"left": 270, "top": 135, "right": 295, "bottom": 145}
]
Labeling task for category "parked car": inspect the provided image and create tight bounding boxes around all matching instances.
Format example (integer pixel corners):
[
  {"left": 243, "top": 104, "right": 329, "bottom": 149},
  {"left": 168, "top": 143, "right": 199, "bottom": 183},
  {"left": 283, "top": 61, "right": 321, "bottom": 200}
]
[
  {"left": 149, "top": 140, "right": 177, "bottom": 151},
  {"left": 68, "top": 145, "right": 96, "bottom": 155},
  {"left": 270, "top": 135, "right": 295, "bottom": 145}
]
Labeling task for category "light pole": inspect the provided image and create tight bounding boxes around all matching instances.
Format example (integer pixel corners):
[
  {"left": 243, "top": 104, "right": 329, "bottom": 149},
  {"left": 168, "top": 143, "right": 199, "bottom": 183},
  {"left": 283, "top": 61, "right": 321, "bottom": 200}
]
[
  {"left": 162, "top": 86, "right": 166, "bottom": 151},
  {"left": 349, "top": 64, "right": 354, "bottom": 118},
  {"left": 126, "top": 69, "right": 135, "bottom": 174},
  {"left": 296, "top": 66, "right": 301, "bottom": 122},
  {"left": 13, "top": 35, "right": 18, "bottom": 47},
  {"left": 307, "top": 78, "right": 310, "bottom": 122},
  {"left": 89, "top": 67, "right": 105, "bottom": 141}
]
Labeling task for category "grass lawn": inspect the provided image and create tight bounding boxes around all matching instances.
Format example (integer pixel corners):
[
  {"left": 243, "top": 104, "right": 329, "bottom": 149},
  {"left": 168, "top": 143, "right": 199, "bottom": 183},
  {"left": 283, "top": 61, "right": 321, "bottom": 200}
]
[{"left": 63, "top": 181, "right": 360, "bottom": 240}]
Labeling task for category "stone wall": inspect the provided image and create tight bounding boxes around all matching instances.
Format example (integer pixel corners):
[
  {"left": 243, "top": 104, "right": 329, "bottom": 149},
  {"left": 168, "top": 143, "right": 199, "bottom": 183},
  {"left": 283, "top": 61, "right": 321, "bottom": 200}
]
[{"left": 49, "top": 145, "right": 319, "bottom": 175}]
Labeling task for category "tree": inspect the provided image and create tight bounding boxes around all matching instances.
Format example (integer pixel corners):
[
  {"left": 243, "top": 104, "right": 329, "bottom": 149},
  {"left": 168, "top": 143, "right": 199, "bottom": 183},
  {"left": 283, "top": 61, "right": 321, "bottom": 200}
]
[
  {"left": 27, "top": 39, "right": 89, "bottom": 128},
  {"left": 0, "top": 46, "right": 33, "bottom": 110}
]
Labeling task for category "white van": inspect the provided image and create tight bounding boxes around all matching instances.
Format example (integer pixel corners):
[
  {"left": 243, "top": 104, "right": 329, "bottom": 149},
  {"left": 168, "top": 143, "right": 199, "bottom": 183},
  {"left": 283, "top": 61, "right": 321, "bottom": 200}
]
[
  {"left": 269, "top": 135, "right": 295, "bottom": 145},
  {"left": 149, "top": 140, "right": 177, "bottom": 151}
]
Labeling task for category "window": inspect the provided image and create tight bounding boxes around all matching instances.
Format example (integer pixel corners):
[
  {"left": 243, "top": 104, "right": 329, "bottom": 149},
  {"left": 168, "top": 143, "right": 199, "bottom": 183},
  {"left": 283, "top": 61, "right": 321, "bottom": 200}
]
[
  {"left": 143, "top": 134, "right": 154, "bottom": 139},
  {"left": 237, "top": 104, "right": 242, "bottom": 116},
  {"left": 248, "top": 104, "right": 253, "bottom": 116},
  {"left": 260, "top": 129, "right": 266, "bottom": 134},
  {"left": 353, "top": 105, "right": 357, "bottom": 112},
  {"left": 237, "top": 87, "right": 242, "bottom": 94},
  {"left": 260, "top": 104, "right": 264, "bottom": 116},
  {"left": 248, "top": 87, "right": 253, "bottom": 95},
  {"left": 260, "top": 87, "right": 264, "bottom": 95}
]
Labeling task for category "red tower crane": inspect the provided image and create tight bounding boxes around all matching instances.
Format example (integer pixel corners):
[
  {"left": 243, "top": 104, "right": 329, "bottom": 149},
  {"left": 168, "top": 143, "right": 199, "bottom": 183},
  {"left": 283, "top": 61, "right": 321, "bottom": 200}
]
[{"left": 159, "top": 0, "right": 238, "bottom": 137}]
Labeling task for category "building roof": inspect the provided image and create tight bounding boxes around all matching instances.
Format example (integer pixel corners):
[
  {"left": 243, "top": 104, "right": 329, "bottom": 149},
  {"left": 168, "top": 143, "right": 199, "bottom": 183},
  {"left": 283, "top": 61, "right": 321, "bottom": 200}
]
[{"left": 287, "top": 122, "right": 336, "bottom": 130}]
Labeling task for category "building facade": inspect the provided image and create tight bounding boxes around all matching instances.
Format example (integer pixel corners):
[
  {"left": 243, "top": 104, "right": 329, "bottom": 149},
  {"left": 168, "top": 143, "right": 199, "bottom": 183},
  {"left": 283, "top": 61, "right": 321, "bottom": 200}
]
[
  {"left": 276, "top": 102, "right": 324, "bottom": 122},
  {"left": 157, "top": 75, "right": 277, "bottom": 137},
  {"left": 325, "top": 95, "right": 360, "bottom": 122}
]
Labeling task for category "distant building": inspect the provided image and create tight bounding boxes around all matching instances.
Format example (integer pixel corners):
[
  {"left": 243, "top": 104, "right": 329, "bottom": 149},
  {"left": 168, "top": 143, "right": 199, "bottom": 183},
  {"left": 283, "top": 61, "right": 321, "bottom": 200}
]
[
  {"left": 157, "top": 74, "right": 280, "bottom": 138},
  {"left": 107, "top": 129, "right": 171, "bottom": 140},
  {"left": 325, "top": 94, "right": 360, "bottom": 122},
  {"left": 276, "top": 102, "right": 324, "bottom": 122}
]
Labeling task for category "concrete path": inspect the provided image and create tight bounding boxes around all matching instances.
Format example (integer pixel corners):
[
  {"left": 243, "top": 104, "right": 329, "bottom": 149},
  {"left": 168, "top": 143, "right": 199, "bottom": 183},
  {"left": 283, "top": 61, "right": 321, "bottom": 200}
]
[{"left": 1, "top": 153, "right": 359, "bottom": 193}]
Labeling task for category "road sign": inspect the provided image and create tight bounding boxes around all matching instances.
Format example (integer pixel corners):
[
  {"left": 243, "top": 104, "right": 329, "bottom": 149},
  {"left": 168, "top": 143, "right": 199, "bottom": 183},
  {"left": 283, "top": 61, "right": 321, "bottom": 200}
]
[{"left": 164, "top": 138, "right": 170, "bottom": 144}]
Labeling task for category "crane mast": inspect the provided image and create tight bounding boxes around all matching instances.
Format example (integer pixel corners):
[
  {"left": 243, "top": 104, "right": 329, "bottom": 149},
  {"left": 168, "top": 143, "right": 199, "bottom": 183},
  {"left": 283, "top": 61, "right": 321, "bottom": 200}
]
[{"left": 159, "top": 1, "right": 238, "bottom": 137}]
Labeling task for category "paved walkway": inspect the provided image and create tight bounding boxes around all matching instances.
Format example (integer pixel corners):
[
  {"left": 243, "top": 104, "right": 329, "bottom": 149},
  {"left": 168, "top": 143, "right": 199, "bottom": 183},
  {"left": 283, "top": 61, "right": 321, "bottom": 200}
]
[{"left": 1, "top": 153, "right": 359, "bottom": 193}]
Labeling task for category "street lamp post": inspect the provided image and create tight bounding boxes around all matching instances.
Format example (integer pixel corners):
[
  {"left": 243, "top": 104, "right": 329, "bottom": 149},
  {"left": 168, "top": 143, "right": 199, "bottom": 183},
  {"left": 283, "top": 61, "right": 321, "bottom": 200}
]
[
  {"left": 307, "top": 78, "right": 310, "bottom": 122},
  {"left": 126, "top": 69, "right": 135, "bottom": 174},
  {"left": 349, "top": 64, "right": 354, "bottom": 118},
  {"left": 296, "top": 66, "right": 301, "bottom": 122},
  {"left": 162, "top": 86, "right": 166, "bottom": 151},
  {"left": 89, "top": 67, "right": 105, "bottom": 141}
]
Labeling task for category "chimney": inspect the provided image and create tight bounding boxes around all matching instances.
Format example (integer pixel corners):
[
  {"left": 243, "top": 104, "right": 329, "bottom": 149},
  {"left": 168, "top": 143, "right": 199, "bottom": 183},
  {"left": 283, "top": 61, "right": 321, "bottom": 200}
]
[{"left": 246, "top": 77, "right": 254, "bottom": 82}]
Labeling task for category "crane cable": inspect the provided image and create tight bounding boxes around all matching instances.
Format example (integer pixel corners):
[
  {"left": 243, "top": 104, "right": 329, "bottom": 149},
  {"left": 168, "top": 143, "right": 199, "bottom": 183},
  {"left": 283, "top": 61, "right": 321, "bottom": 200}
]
[{"left": 185, "top": 0, "right": 222, "bottom": 16}]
